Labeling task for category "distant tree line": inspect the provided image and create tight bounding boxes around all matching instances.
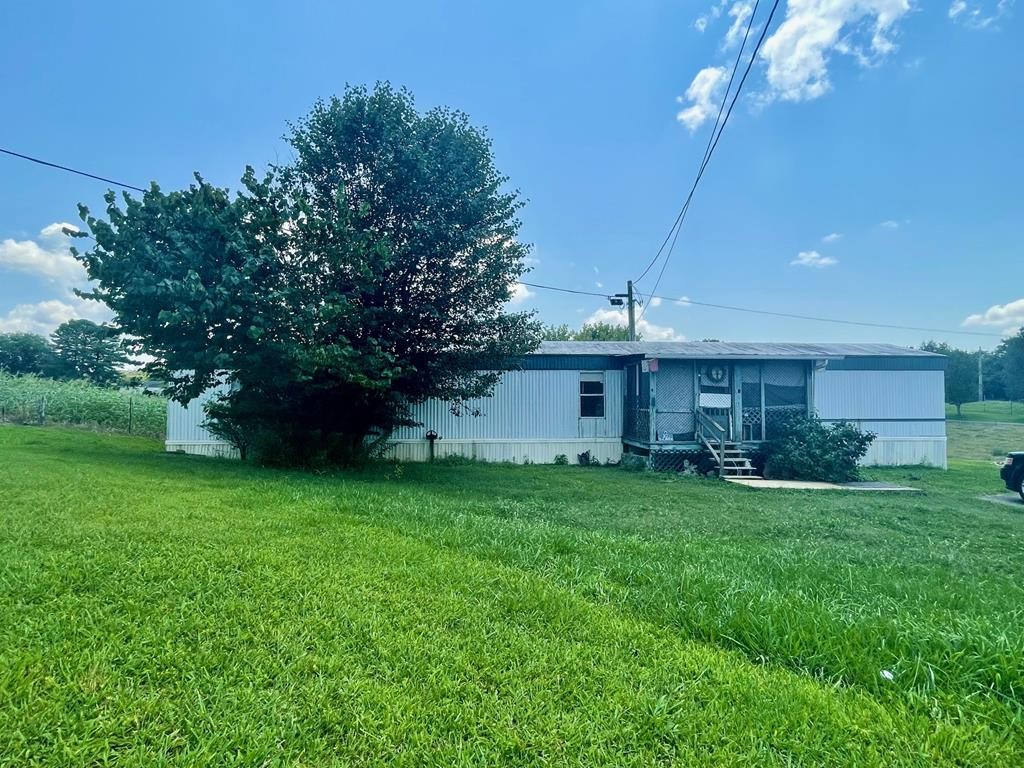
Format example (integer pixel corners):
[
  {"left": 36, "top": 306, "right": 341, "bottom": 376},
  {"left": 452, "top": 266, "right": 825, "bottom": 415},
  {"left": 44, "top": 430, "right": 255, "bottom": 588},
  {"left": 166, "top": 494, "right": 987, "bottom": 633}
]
[
  {"left": 0, "top": 320, "right": 128, "bottom": 388},
  {"left": 542, "top": 322, "right": 638, "bottom": 341},
  {"left": 921, "top": 330, "right": 1024, "bottom": 415}
]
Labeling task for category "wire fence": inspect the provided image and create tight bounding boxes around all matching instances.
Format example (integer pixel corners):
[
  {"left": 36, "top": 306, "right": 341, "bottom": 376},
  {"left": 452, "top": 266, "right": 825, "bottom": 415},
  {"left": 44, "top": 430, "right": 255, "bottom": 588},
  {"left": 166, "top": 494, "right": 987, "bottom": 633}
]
[{"left": 0, "top": 374, "right": 166, "bottom": 439}]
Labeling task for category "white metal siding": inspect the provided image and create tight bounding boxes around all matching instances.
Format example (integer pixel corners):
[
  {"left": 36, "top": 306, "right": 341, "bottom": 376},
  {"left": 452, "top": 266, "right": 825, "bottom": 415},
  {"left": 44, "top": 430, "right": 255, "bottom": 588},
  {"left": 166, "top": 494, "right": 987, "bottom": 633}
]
[
  {"left": 813, "top": 369, "right": 946, "bottom": 468},
  {"left": 386, "top": 438, "right": 622, "bottom": 464},
  {"left": 813, "top": 370, "right": 945, "bottom": 420},
  {"left": 391, "top": 369, "right": 624, "bottom": 441},
  {"left": 165, "top": 382, "right": 231, "bottom": 445}
]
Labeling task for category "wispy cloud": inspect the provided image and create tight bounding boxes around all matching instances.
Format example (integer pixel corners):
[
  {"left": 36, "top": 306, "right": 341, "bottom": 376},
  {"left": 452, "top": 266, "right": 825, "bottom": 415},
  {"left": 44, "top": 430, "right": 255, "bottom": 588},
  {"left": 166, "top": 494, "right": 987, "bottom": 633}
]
[
  {"left": 822, "top": 232, "right": 843, "bottom": 243},
  {"left": 949, "top": 0, "right": 1014, "bottom": 28},
  {"left": 879, "top": 219, "right": 902, "bottom": 229},
  {"left": 791, "top": 250, "right": 838, "bottom": 268},
  {"left": 676, "top": 66, "right": 728, "bottom": 132}
]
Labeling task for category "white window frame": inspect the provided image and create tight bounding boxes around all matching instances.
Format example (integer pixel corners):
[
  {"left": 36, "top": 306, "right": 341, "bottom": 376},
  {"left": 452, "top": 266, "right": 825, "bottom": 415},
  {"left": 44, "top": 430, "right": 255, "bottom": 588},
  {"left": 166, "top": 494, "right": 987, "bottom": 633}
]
[{"left": 579, "top": 371, "right": 605, "bottom": 419}]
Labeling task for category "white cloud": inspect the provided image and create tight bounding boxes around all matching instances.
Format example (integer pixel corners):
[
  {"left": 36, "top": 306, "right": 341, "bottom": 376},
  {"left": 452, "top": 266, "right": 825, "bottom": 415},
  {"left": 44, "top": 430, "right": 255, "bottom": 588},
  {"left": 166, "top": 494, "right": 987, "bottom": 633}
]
[
  {"left": 0, "top": 297, "right": 111, "bottom": 335},
  {"left": 595, "top": 281, "right": 604, "bottom": 289},
  {"left": 648, "top": 296, "right": 663, "bottom": 308},
  {"left": 695, "top": 0, "right": 727, "bottom": 32},
  {"left": 949, "top": 0, "right": 1014, "bottom": 28},
  {"left": 880, "top": 219, "right": 901, "bottom": 229},
  {"left": 584, "top": 307, "right": 683, "bottom": 341},
  {"left": 0, "top": 222, "right": 112, "bottom": 335},
  {"left": 822, "top": 232, "right": 843, "bottom": 243},
  {"left": 678, "top": 295, "right": 692, "bottom": 306},
  {"left": 758, "top": 0, "right": 913, "bottom": 104},
  {"left": 676, "top": 66, "right": 728, "bottom": 131},
  {"left": 0, "top": 223, "right": 86, "bottom": 288},
  {"left": 723, "top": 2, "right": 756, "bottom": 49},
  {"left": 963, "top": 298, "right": 1024, "bottom": 334},
  {"left": 507, "top": 282, "right": 534, "bottom": 305},
  {"left": 791, "top": 250, "right": 838, "bottom": 268}
]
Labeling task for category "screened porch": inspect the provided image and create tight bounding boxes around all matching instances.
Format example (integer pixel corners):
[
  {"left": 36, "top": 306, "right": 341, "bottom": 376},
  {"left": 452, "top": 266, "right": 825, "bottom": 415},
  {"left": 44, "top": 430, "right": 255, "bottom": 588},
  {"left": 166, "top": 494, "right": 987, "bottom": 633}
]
[{"left": 622, "top": 358, "right": 812, "bottom": 449}]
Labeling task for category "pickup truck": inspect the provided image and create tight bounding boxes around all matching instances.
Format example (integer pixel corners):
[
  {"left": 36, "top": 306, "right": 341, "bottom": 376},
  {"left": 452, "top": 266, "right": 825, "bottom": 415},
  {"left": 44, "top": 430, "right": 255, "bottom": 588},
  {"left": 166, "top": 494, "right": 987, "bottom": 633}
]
[{"left": 1000, "top": 452, "right": 1024, "bottom": 501}]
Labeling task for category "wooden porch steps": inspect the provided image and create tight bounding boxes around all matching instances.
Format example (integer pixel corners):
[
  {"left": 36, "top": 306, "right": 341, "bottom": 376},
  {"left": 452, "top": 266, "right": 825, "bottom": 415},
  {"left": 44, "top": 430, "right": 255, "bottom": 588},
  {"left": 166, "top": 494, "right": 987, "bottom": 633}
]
[{"left": 710, "top": 441, "right": 761, "bottom": 478}]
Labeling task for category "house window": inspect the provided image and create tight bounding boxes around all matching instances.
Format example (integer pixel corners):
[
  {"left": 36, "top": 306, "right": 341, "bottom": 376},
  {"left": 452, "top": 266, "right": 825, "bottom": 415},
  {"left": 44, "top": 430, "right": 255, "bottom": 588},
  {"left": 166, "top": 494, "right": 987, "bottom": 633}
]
[{"left": 580, "top": 372, "right": 605, "bottom": 418}]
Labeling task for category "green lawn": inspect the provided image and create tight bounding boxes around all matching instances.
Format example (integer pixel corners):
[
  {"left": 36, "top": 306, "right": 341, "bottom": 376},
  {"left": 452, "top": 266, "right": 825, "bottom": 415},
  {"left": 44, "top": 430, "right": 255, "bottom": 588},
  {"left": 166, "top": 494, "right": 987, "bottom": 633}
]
[
  {"left": 1, "top": 427, "right": 1023, "bottom": 766},
  {"left": 946, "top": 399, "right": 1024, "bottom": 424},
  {"left": 947, "top": 420, "right": 1024, "bottom": 461}
]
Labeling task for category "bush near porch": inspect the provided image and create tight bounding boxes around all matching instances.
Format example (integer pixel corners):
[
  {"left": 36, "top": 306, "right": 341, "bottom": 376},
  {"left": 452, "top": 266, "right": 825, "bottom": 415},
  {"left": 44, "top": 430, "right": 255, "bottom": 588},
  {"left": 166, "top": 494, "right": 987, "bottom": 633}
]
[{"left": 762, "top": 414, "right": 875, "bottom": 482}]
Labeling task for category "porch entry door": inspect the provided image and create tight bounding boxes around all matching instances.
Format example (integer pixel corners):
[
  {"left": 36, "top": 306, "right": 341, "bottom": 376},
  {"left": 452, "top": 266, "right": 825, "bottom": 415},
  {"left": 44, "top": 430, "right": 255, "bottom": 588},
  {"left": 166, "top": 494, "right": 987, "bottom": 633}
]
[{"left": 698, "top": 363, "right": 735, "bottom": 439}]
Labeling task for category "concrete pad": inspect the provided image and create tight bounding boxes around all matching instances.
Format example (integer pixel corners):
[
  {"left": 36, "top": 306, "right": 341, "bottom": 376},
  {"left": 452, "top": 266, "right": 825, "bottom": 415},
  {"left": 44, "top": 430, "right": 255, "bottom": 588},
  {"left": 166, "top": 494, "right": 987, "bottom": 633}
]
[
  {"left": 980, "top": 493, "right": 1023, "bottom": 509},
  {"left": 725, "top": 478, "right": 919, "bottom": 492}
]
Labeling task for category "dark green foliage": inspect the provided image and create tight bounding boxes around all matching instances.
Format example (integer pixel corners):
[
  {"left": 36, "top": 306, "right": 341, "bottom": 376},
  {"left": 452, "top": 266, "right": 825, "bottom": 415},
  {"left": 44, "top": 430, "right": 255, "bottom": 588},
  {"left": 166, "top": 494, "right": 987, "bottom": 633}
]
[
  {"left": 764, "top": 414, "right": 875, "bottom": 482},
  {"left": 618, "top": 453, "right": 647, "bottom": 471},
  {"left": 73, "top": 84, "right": 540, "bottom": 466},
  {"left": 921, "top": 341, "right": 979, "bottom": 416},
  {"left": 48, "top": 320, "right": 127, "bottom": 387},
  {"left": 553, "top": 453, "right": 569, "bottom": 465},
  {"left": 543, "top": 321, "right": 639, "bottom": 341},
  {"left": 0, "top": 333, "right": 54, "bottom": 376},
  {"left": 997, "top": 329, "right": 1024, "bottom": 404}
]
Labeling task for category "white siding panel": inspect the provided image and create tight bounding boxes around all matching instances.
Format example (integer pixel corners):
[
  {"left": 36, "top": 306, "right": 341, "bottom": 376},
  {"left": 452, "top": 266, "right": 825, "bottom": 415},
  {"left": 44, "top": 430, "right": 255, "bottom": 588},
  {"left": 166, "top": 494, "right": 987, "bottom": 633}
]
[
  {"left": 392, "top": 369, "right": 624, "bottom": 441},
  {"left": 814, "top": 370, "right": 945, "bottom": 420},
  {"left": 165, "top": 382, "right": 232, "bottom": 445},
  {"left": 386, "top": 438, "right": 622, "bottom": 464},
  {"left": 862, "top": 438, "right": 947, "bottom": 469}
]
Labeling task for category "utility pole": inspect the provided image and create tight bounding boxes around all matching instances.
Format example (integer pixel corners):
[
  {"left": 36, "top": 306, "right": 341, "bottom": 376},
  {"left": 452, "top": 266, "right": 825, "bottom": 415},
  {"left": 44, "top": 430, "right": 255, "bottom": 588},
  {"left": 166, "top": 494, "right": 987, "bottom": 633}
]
[
  {"left": 611, "top": 282, "right": 637, "bottom": 342},
  {"left": 627, "top": 280, "right": 636, "bottom": 342},
  {"left": 978, "top": 347, "right": 984, "bottom": 403}
]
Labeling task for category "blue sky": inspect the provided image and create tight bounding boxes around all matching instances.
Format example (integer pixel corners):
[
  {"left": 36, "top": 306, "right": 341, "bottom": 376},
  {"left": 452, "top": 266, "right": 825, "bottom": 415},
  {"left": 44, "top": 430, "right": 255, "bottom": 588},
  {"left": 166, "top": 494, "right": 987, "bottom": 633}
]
[{"left": 0, "top": 0, "right": 1020, "bottom": 349}]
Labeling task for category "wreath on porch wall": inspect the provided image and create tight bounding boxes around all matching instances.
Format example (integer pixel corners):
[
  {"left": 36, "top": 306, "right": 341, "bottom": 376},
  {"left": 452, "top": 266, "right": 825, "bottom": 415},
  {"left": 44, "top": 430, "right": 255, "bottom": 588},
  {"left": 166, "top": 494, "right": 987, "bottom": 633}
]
[{"left": 704, "top": 364, "right": 728, "bottom": 385}]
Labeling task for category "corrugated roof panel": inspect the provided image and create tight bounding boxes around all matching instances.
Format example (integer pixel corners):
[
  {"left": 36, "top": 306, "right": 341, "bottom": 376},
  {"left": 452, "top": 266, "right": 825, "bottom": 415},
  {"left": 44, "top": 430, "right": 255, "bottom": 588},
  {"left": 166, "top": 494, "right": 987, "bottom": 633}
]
[{"left": 533, "top": 341, "right": 941, "bottom": 359}]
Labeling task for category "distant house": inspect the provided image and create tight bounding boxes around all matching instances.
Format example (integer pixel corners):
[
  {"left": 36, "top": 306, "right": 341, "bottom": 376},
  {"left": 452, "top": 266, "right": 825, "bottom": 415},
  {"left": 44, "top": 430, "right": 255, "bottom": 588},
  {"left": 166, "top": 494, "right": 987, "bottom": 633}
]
[{"left": 166, "top": 341, "right": 947, "bottom": 470}]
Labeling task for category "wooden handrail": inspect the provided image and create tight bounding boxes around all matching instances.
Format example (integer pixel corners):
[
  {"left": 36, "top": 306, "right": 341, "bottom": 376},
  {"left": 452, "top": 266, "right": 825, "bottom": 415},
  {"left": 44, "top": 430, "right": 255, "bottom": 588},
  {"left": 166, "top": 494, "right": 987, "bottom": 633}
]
[{"left": 696, "top": 409, "right": 727, "bottom": 478}]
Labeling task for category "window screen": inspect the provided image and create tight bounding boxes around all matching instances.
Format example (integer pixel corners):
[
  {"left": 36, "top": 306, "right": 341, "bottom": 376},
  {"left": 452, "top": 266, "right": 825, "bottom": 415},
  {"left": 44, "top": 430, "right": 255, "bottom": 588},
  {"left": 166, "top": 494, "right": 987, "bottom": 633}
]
[{"left": 580, "top": 371, "right": 605, "bottom": 418}]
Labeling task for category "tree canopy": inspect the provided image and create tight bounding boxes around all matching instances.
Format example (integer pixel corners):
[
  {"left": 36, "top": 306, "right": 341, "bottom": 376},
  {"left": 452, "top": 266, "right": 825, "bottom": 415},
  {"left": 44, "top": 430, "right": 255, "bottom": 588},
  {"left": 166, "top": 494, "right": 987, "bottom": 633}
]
[
  {"left": 542, "top": 322, "right": 638, "bottom": 341},
  {"left": 73, "top": 84, "right": 540, "bottom": 465},
  {"left": 921, "top": 341, "right": 977, "bottom": 415},
  {"left": 48, "top": 320, "right": 128, "bottom": 387},
  {"left": 0, "top": 332, "right": 54, "bottom": 376}
]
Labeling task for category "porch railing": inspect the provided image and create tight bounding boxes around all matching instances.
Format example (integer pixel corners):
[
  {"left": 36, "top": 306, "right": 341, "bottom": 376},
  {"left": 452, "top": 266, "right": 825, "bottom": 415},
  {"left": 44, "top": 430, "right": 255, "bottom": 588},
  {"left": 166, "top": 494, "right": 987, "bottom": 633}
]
[{"left": 696, "top": 409, "right": 727, "bottom": 478}]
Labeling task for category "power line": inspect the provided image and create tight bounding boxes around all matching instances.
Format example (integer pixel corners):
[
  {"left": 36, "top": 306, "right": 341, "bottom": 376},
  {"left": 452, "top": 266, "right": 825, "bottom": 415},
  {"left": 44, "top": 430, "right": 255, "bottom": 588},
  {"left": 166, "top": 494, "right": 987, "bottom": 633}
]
[
  {"left": 519, "top": 281, "right": 1004, "bottom": 338},
  {"left": 634, "top": 0, "right": 761, "bottom": 285},
  {"left": 638, "top": 0, "right": 783, "bottom": 318},
  {"left": 0, "top": 147, "right": 147, "bottom": 193},
  {"left": 5, "top": 144, "right": 998, "bottom": 340}
]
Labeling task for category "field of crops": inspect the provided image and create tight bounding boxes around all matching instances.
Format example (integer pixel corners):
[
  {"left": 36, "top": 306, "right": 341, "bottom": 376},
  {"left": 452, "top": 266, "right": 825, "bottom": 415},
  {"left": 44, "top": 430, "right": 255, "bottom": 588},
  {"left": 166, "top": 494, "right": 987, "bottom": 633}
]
[{"left": 0, "top": 374, "right": 166, "bottom": 439}]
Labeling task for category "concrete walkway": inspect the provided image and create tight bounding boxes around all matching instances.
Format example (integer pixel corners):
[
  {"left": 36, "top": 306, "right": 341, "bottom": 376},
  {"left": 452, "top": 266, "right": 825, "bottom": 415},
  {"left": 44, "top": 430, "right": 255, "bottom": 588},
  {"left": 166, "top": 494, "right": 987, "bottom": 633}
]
[
  {"left": 725, "top": 478, "right": 920, "bottom": 492},
  {"left": 980, "top": 493, "right": 1023, "bottom": 509}
]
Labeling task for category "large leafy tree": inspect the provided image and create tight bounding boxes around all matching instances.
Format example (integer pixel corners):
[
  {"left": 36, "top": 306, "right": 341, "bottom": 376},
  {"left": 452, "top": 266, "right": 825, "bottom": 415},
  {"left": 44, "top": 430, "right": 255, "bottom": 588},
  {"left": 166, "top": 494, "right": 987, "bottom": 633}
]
[
  {"left": 73, "top": 84, "right": 540, "bottom": 464},
  {"left": 997, "top": 329, "right": 1024, "bottom": 404},
  {"left": 921, "top": 341, "right": 977, "bottom": 416},
  {"left": 49, "top": 320, "right": 128, "bottom": 387},
  {"left": 0, "top": 333, "right": 54, "bottom": 376}
]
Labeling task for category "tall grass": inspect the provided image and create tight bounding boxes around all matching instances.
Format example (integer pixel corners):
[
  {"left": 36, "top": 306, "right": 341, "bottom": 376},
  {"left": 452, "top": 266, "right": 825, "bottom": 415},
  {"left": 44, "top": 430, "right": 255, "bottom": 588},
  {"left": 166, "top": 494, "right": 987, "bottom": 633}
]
[{"left": 0, "top": 373, "right": 166, "bottom": 439}]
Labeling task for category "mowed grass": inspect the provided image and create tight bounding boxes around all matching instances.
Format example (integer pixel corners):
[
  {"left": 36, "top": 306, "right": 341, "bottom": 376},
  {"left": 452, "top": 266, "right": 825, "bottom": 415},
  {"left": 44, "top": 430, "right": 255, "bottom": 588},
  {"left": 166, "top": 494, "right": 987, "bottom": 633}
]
[
  {"left": 1, "top": 428, "right": 1023, "bottom": 765},
  {"left": 947, "top": 400, "right": 1024, "bottom": 424},
  {"left": 947, "top": 420, "right": 1024, "bottom": 461}
]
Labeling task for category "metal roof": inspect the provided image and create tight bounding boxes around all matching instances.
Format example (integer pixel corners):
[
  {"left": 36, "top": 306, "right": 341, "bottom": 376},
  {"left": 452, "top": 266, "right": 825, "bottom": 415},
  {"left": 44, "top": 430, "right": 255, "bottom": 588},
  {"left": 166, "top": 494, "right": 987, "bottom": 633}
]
[{"left": 534, "top": 341, "right": 942, "bottom": 359}]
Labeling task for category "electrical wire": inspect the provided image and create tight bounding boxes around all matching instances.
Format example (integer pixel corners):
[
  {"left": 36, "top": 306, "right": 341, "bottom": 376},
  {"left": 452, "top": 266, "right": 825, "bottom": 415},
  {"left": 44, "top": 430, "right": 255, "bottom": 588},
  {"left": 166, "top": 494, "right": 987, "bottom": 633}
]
[
  {"left": 519, "top": 281, "right": 1004, "bottom": 338},
  {"left": 633, "top": 0, "right": 763, "bottom": 285},
  {"left": 0, "top": 147, "right": 147, "bottom": 193}
]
